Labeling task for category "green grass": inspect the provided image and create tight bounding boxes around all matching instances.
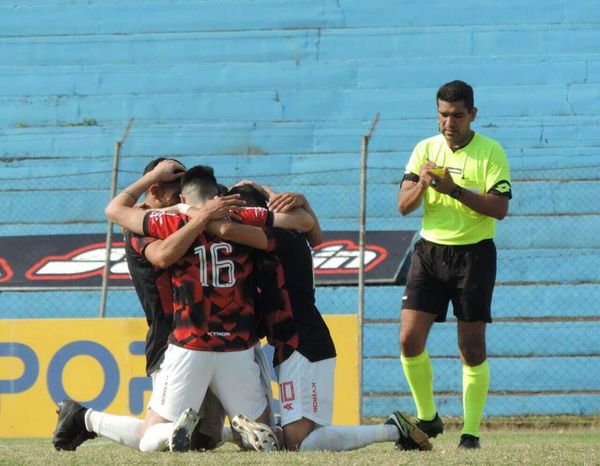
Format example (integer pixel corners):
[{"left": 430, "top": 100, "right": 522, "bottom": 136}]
[{"left": 1, "top": 429, "right": 599, "bottom": 466}]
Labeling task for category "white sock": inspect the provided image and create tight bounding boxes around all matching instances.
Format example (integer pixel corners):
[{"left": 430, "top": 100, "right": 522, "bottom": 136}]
[
  {"left": 138, "top": 422, "right": 173, "bottom": 452},
  {"left": 84, "top": 409, "right": 144, "bottom": 450},
  {"left": 222, "top": 425, "right": 233, "bottom": 443},
  {"left": 299, "top": 425, "right": 397, "bottom": 452}
]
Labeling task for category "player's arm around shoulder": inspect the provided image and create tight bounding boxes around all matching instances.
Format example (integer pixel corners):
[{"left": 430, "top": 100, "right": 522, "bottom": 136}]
[
  {"left": 268, "top": 192, "right": 315, "bottom": 233},
  {"left": 144, "top": 194, "right": 246, "bottom": 268},
  {"left": 207, "top": 220, "right": 269, "bottom": 250},
  {"left": 105, "top": 159, "right": 184, "bottom": 235}
]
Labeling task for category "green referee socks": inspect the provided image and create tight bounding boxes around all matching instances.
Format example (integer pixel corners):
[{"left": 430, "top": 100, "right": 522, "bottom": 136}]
[
  {"left": 462, "top": 360, "right": 490, "bottom": 437},
  {"left": 400, "top": 351, "right": 437, "bottom": 421}
]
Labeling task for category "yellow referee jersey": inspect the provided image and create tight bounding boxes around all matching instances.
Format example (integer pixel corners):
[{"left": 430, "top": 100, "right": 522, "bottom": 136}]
[{"left": 405, "top": 132, "right": 512, "bottom": 245}]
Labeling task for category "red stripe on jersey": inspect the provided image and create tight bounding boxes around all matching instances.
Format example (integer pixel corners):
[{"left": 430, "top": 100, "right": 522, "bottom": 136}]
[
  {"left": 237, "top": 207, "right": 269, "bottom": 227},
  {"left": 144, "top": 211, "right": 186, "bottom": 239}
]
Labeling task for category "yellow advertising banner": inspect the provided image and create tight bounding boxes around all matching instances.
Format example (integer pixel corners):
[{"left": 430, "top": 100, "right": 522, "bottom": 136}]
[{"left": 0, "top": 315, "right": 358, "bottom": 438}]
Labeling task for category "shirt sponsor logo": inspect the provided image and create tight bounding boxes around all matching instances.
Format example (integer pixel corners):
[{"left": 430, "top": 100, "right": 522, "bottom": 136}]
[
  {"left": 312, "top": 240, "right": 388, "bottom": 275},
  {"left": 311, "top": 382, "right": 318, "bottom": 413},
  {"left": 207, "top": 331, "right": 231, "bottom": 337}
]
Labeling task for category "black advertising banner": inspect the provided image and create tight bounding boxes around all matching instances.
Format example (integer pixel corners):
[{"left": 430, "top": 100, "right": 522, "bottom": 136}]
[
  {"left": 0, "top": 231, "right": 416, "bottom": 288},
  {"left": 314, "top": 231, "right": 415, "bottom": 285}
]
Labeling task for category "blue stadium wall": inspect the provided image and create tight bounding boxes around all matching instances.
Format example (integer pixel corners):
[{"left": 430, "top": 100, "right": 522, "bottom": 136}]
[{"left": 1, "top": 0, "right": 600, "bottom": 419}]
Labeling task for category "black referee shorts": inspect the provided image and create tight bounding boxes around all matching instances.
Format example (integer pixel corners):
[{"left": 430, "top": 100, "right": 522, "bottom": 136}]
[{"left": 401, "top": 238, "right": 497, "bottom": 323}]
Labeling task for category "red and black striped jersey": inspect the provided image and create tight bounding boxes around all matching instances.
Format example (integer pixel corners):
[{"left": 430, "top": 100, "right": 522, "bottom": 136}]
[
  {"left": 144, "top": 210, "right": 258, "bottom": 352},
  {"left": 237, "top": 208, "right": 335, "bottom": 362},
  {"left": 234, "top": 208, "right": 297, "bottom": 365}
]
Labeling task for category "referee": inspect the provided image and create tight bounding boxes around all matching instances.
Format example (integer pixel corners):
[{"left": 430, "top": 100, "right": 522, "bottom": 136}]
[{"left": 397, "top": 80, "right": 512, "bottom": 450}]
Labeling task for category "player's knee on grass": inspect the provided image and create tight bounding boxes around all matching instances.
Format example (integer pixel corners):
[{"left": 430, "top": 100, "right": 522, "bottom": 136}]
[
  {"left": 140, "top": 408, "right": 170, "bottom": 437},
  {"left": 283, "top": 418, "right": 316, "bottom": 451}
]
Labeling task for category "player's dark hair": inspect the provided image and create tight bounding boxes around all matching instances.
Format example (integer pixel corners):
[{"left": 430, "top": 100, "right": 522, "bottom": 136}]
[
  {"left": 181, "top": 165, "right": 219, "bottom": 201},
  {"left": 436, "top": 80, "right": 474, "bottom": 111},
  {"left": 142, "top": 157, "right": 185, "bottom": 175},
  {"left": 227, "top": 184, "right": 268, "bottom": 208},
  {"left": 216, "top": 183, "right": 229, "bottom": 196}
]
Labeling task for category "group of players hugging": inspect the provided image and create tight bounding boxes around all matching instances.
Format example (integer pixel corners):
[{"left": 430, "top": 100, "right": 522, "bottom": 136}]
[{"left": 51, "top": 158, "right": 432, "bottom": 454}]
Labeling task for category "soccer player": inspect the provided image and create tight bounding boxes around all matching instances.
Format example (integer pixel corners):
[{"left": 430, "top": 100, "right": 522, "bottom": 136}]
[
  {"left": 221, "top": 183, "right": 432, "bottom": 452},
  {"left": 104, "top": 162, "right": 277, "bottom": 452},
  {"left": 397, "top": 80, "right": 512, "bottom": 449},
  {"left": 52, "top": 158, "right": 245, "bottom": 452}
]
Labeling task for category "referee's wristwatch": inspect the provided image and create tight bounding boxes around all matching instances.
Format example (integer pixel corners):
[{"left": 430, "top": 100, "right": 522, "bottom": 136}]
[{"left": 450, "top": 186, "right": 463, "bottom": 200}]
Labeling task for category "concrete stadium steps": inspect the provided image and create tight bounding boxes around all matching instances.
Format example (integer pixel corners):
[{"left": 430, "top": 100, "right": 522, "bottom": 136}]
[
  {"left": 318, "top": 284, "right": 600, "bottom": 320},
  {"left": 0, "top": 289, "right": 140, "bottom": 319},
  {"left": 1, "top": 216, "right": 598, "bottom": 251},
  {"left": 363, "top": 394, "right": 600, "bottom": 417},
  {"left": 4, "top": 23, "right": 600, "bottom": 67},
  {"left": 3, "top": 85, "right": 600, "bottom": 127},
  {"left": 364, "top": 322, "right": 600, "bottom": 358},
  {"left": 1, "top": 56, "right": 598, "bottom": 97},
  {"left": 0, "top": 1, "right": 343, "bottom": 37},
  {"left": 0, "top": 30, "right": 320, "bottom": 67},
  {"left": 4, "top": 179, "right": 600, "bottom": 218},
  {"left": 363, "top": 357, "right": 600, "bottom": 393},
  {"left": 1, "top": 0, "right": 599, "bottom": 419},
  {"left": 317, "top": 25, "right": 600, "bottom": 61},
  {"left": 4, "top": 152, "right": 600, "bottom": 193},
  {"left": 2, "top": 116, "right": 600, "bottom": 162},
  {"left": 3, "top": 282, "right": 596, "bottom": 319},
  {"left": 4, "top": 0, "right": 599, "bottom": 37},
  {"left": 317, "top": 216, "right": 600, "bottom": 250}
]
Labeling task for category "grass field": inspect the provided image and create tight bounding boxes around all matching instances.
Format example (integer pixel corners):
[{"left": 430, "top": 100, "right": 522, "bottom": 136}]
[{"left": 1, "top": 428, "right": 598, "bottom": 466}]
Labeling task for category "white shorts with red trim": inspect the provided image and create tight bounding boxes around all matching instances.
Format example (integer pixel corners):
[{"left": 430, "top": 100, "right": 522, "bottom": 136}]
[
  {"left": 276, "top": 351, "right": 335, "bottom": 427},
  {"left": 149, "top": 344, "right": 267, "bottom": 422}
]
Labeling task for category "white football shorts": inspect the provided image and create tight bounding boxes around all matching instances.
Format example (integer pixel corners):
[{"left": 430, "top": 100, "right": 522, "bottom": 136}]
[
  {"left": 276, "top": 351, "right": 336, "bottom": 427},
  {"left": 149, "top": 344, "right": 267, "bottom": 422}
]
